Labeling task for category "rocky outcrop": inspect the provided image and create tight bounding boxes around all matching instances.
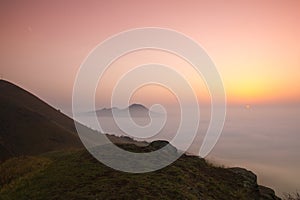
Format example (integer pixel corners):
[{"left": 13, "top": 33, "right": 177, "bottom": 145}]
[
  {"left": 229, "top": 167, "right": 281, "bottom": 200},
  {"left": 229, "top": 167, "right": 258, "bottom": 189},
  {"left": 259, "top": 185, "right": 281, "bottom": 200},
  {"left": 149, "top": 140, "right": 177, "bottom": 153}
]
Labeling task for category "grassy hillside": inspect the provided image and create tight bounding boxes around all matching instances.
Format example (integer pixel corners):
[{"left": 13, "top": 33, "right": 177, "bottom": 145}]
[{"left": 0, "top": 143, "right": 280, "bottom": 200}]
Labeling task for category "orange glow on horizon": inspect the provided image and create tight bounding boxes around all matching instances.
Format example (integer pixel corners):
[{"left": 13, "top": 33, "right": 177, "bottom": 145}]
[{"left": 0, "top": 1, "right": 299, "bottom": 110}]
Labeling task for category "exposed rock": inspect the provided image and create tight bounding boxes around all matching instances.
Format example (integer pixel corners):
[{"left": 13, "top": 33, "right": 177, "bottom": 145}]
[
  {"left": 149, "top": 140, "right": 178, "bottom": 154},
  {"left": 228, "top": 167, "right": 281, "bottom": 200},
  {"left": 259, "top": 185, "right": 282, "bottom": 200},
  {"left": 229, "top": 167, "right": 258, "bottom": 188}
]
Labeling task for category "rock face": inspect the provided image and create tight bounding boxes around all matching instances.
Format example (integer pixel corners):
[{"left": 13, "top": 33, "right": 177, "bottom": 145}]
[
  {"left": 229, "top": 167, "right": 258, "bottom": 189},
  {"left": 229, "top": 167, "right": 281, "bottom": 200},
  {"left": 259, "top": 185, "right": 282, "bottom": 200},
  {"left": 149, "top": 140, "right": 177, "bottom": 153}
]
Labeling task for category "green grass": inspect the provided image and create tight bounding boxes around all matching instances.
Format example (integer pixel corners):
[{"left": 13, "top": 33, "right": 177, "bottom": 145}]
[{"left": 0, "top": 145, "right": 265, "bottom": 200}]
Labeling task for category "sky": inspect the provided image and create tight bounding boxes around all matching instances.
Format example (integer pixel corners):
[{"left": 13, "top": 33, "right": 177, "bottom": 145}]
[{"left": 0, "top": 0, "right": 300, "bottom": 113}]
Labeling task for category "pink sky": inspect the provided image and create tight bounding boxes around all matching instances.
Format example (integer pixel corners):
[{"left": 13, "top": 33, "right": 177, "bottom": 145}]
[{"left": 1, "top": 0, "right": 300, "bottom": 112}]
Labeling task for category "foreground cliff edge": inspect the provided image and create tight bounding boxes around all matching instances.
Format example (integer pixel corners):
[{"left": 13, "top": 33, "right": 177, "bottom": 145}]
[{"left": 0, "top": 80, "right": 280, "bottom": 199}]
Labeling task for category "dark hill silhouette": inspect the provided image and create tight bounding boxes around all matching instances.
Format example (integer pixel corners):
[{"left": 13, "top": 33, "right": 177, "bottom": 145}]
[
  {"left": 0, "top": 80, "right": 76, "bottom": 132},
  {"left": 0, "top": 80, "right": 145, "bottom": 161},
  {"left": 0, "top": 80, "right": 82, "bottom": 160}
]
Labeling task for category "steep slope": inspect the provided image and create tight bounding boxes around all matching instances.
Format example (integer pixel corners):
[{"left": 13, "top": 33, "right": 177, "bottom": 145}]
[
  {"left": 0, "top": 80, "right": 77, "bottom": 133},
  {"left": 0, "top": 80, "right": 148, "bottom": 161},
  {"left": 0, "top": 142, "right": 281, "bottom": 200},
  {"left": 0, "top": 80, "right": 83, "bottom": 161}
]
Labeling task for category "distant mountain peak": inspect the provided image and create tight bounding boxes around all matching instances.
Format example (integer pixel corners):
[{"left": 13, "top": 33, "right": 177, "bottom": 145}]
[
  {"left": 94, "top": 104, "right": 154, "bottom": 118},
  {"left": 98, "top": 104, "right": 148, "bottom": 111}
]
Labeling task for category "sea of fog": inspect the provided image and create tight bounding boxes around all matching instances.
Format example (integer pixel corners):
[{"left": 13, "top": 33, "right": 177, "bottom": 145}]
[{"left": 79, "top": 105, "right": 300, "bottom": 196}]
